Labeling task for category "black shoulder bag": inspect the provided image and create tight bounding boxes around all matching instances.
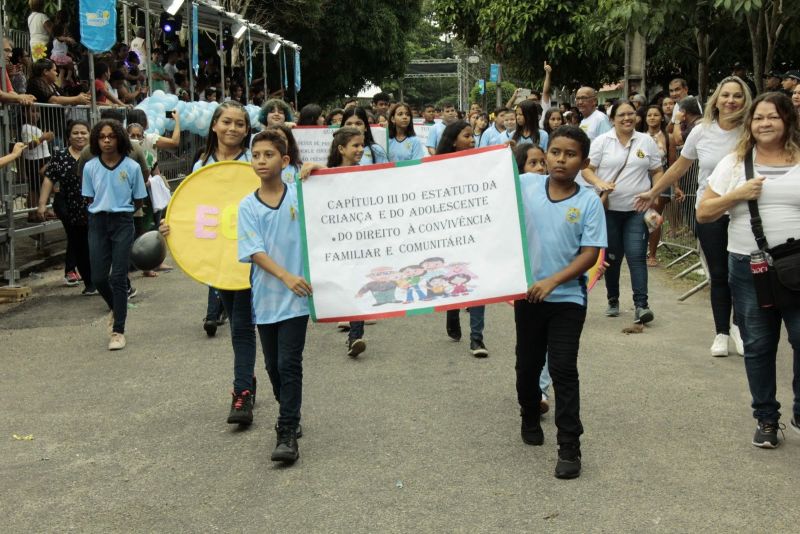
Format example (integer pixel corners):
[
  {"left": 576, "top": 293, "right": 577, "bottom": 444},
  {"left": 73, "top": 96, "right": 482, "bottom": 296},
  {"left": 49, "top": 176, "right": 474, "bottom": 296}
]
[{"left": 744, "top": 150, "right": 800, "bottom": 308}]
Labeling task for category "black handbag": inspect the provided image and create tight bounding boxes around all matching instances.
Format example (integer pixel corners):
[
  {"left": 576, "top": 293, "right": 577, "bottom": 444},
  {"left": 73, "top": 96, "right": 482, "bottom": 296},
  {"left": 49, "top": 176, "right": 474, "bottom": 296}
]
[{"left": 744, "top": 151, "right": 800, "bottom": 307}]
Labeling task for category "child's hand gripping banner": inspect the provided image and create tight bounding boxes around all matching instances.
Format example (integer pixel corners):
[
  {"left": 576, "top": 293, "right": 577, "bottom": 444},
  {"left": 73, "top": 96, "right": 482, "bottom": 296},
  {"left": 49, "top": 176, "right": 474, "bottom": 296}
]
[{"left": 298, "top": 145, "right": 532, "bottom": 322}]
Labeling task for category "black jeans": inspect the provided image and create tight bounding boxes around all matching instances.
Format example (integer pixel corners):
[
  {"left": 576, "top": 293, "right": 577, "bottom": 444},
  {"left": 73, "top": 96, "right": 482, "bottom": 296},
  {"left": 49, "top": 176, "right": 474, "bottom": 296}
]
[
  {"left": 257, "top": 315, "right": 309, "bottom": 429},
  {"left": 696, "top": 216, "right": 735, "bottom": 334},
  {"left": 88, "top": 212, "right": 135, "bottom": 334},
  {"left": 515, "top": 299, "right": 587, "bottom": 445},
  {"left": 206, "top": 287, "right": 224, "bottom": 321},
  {"left": 63, "top": 222, "right": 93, "bottom": 291},
  {"left": 218, "top": 288, "right": 257, "bottom": 394}
]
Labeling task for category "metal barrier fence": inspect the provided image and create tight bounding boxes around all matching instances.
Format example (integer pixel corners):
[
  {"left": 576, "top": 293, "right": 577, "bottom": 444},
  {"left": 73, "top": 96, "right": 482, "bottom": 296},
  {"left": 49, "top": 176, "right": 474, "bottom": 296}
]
[
  {"left": 7, "top": 28, "right": 30, "bottom": 55},
  {"left": 654, "top": 158, "right": 710, "bottom": 301},
  {"left": 1, "top": 101, "right": 200, "bottom": 285}
]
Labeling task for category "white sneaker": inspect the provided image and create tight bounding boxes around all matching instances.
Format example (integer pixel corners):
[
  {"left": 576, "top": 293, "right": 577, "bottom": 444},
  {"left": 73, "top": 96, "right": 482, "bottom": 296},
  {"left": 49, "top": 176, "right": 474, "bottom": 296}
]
[
  {"left": 710, "top": 334, "right": 729, "bottom": 357},
  {"left": 108, "top": 332, "right": 126, "bottom": 350},
  {"left": 730, "top": 325, "right": 744, "bottom": 356}
]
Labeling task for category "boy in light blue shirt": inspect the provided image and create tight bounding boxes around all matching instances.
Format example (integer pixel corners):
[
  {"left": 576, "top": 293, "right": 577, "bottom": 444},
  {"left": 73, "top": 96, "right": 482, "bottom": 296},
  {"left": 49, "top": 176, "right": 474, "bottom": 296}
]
[
  {"left": 237, "top": 130, "right": 311, "bottom": 465},
  {"left": 515, "top": 125, "right": 607, "bottom": 480},
  {"left": 425, "top": 101, "right": 458, "bottom": 155},
  {"left": 478, "top": 107, "right": 509, "bottom": 148}
]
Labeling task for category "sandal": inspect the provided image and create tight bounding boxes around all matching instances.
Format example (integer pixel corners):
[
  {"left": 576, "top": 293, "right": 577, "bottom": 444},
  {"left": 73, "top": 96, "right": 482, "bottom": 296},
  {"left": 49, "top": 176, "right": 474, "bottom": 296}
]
[{"left": 142, "top": 270, "right": 158, "bottom": 278}]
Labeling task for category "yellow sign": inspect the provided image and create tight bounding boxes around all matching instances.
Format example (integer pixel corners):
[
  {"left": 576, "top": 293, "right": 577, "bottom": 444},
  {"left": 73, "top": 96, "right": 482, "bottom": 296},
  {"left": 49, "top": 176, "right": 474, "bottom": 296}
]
[{"left": 165, "top": 161, "right": 260, "bottom": 290}]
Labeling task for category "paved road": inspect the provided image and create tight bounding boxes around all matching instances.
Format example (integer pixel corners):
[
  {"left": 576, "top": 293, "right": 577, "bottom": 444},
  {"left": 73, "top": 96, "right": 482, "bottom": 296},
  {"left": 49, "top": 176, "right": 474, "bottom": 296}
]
[{"left": 1, "top": 264, "right": 797, "bottom": 532}]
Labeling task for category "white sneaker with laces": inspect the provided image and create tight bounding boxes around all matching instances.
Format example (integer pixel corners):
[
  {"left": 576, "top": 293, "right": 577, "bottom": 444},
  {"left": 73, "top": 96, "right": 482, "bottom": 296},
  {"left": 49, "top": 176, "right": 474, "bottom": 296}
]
[
  {"left": 730, "top": 324, "right": 744, "bottom": 356},
  {"left": 710, "top": 334, "right": 729, "bottom": 357},
  {"left": 108, "top": 332, "right": 126, "bottom": 350}
]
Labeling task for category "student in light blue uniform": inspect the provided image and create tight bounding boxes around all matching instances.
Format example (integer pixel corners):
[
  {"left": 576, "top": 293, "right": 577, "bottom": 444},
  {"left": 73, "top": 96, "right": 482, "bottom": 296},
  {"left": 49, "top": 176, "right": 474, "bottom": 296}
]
[
  {"left": 435, "top": 120, "right": 491, "bottom": 357},
  {"left": 512, "top": 100, "right": 549, "bottom": 151},
  {"left": 82, "top": 119, "right": 147, "bottom": 351},
  {"left": 425, "top": 101, "right": 458, "bottom": 155},
  {"left": 163, "top": 101, "right": 260, "bottom": 425},
  {"left": 478, "top": 107, "right": 510, "bottom": 148},
  {"left": 341, "top": 106, "right": 388, "bottom": 165},
  {"left": 238, "top": 130, "right": 311, "bottom": 465},
  {"left": 515, "top": 126, "right": 607, "bottom": 480},
  {"left": 387, "top": 103, "right": 426, "bottom": 162}
]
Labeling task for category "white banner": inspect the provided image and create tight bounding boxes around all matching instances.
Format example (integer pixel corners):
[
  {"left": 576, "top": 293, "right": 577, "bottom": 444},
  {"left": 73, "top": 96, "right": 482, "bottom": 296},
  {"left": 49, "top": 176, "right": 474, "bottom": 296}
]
[
  {"left": 294, "top": 125, "right": 388, "bottom": 164},
  {"left": 298, "top": 145, "right": 531, "bottom": 321}
]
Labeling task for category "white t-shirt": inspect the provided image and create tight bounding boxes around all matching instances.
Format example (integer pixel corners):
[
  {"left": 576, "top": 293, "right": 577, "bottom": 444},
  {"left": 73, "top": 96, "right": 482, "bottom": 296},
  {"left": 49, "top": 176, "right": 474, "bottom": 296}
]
[
  {"left": 707, "top": 153, "right": 800, "bottom": 255},
  {"left": 28, "top": 12, "right": 50, "bottom": 47},
  {"left": 164, "top": 62, "right": 178, "bottom": 81},
  {"left": 580, "top": 109, "right": 612, "bottom": 141},
  {"left": 680, "top": 121, "right": 742, "bottom": 208},
  {"left": 51, "top": 37, "right": 68, "bottom": 57},
  {"left": 21, "top": 124, "right": 50, "bottom": 160},
  {"left": 589, "top": 130, "right": 662, "bottom": 211}
]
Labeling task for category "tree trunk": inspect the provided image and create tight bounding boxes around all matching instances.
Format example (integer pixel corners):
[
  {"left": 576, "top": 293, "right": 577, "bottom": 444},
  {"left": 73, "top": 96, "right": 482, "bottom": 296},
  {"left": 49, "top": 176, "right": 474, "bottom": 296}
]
[
  {"left": 696, "top": 30, "right": 709, "bottom": 101},
  {"left": 746, "top": 12, "right": 764, "bottom": 94}
]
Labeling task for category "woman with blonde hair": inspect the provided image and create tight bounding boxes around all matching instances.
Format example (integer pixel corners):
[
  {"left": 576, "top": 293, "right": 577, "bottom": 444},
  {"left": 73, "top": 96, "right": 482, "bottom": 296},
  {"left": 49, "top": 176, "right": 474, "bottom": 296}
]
[
  {"left": 697, "top": 92, "right": 800, "bottom": 448},
  {"left": 636, "top": 76, "right": 752, "bottom": 356}
]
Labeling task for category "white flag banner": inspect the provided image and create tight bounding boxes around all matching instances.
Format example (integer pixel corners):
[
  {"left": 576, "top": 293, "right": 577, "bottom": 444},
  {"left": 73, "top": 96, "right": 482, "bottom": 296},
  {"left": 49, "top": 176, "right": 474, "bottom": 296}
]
[
  {"left": 298, "top": 145, "right": 531, "bottom": 322},
  {"left": 294, "top": 125, "right": 388, "bottom": 164}
]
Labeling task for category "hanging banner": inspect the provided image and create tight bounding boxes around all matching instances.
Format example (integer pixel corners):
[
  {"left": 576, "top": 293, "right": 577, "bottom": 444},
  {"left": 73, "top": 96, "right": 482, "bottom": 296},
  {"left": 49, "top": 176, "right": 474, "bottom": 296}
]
[
  {"left": 293, "top": 125, "right": 388, "bottom": 164},
  {"left": 298, "top": 145, "right": 531, "bottom": 322},
  {"left": 164, "top": 161, "right": 259, "bottom": 290},
  {"left": 79, "top": 0, "right": 117, "bottom": 54},
  {"left": 192, "top": 3, "right": 199, "bottom": 76},
  {"left": 281, "top": 48, "right": 288, "bottom": 92},
  {"left": 294, "top": 50, "right": 301, "bottom": 93}
]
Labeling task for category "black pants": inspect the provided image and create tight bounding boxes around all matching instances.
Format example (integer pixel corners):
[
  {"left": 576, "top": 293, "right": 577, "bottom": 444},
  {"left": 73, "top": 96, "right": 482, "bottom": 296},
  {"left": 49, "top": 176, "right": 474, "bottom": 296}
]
[
  {"left": 63, "top": 222, "right": 93, "bottom": 291},
  {"left": 257, "top": 315, "right": 309, "bottom": 429},
  {"left": 515, "top": 299, "right": 586, "bottom": 445},
  {"left": 696, "top": 215, "right": 735, "bottom": 334}
]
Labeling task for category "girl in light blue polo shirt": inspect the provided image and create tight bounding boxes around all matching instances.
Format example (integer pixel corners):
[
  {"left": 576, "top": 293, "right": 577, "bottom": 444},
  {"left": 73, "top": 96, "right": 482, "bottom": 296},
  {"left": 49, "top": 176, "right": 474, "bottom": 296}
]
[
  {"left": 341, "top": 106, "right": 388, "bottom": 165},
  {"left": 82, "top": 119, "right": 147, "bottom": 351},
  {"left": 387, "top": 103, "right": 426, "bottom": 162}
]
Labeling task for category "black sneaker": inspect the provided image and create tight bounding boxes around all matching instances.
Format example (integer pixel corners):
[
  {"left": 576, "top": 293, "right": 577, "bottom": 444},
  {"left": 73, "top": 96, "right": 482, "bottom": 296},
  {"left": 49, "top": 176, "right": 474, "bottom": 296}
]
[
  {"left": 605, "top": 299, "right": 619, "bottom": 317},
  {"left": 634, "top": 307, "right": 654, "bottom": 324},
  {"left": 127, "top": 286, "right": 138, "bottom": 299},
  {"left": 470, "top": 339, "right": 489, "bottom": 358},
  {"left": 555, "top": 443, "right": 582, "bottom": 479},
  {"left": 271, "top": 426, "right": 299, "bottom": 464},
  {"left": 81, "top": 287, "right": 98, "bottom": 296},
  {"left": 752, "top": 421, "right": 782, "bottom": 448},
  {"left": 275, "top": 422, "right": 303, "bottom": 439},
  {"left": 227, "top": 390, "right": 254, "bottom": 425},
  {"left": 203, "top": 318, "right": 217, "bottom": 337},
  {"left": 446, "top": 311, "right": 462, "bottom": 341},
  {"left": 251, "top": 375, "right": 257, "bottom": 406},
  {"left": 347, "top": 338, "right": 366, "bottom": 358},
  {"left": 520, "top": 410, "right": 544, "bottom": 446}
]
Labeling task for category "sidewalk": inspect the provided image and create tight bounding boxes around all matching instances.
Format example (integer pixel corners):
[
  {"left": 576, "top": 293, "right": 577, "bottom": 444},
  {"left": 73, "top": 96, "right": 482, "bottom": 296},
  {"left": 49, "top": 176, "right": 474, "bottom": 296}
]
[{"left": 1, "top": 263, "right": 797, "bottom": 532}]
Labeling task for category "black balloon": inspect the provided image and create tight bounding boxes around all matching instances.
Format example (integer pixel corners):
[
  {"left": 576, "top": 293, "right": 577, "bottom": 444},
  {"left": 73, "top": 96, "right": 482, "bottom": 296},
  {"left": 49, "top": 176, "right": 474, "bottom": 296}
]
[{"left": 131, "top": 231, "right": 167, "bottom": 271}]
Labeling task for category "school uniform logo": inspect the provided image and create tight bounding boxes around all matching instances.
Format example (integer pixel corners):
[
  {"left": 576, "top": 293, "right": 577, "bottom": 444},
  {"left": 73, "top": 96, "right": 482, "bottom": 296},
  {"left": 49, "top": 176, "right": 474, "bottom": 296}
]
[
  {"left": 119, "top": 170, "right": 128, "bottom": 182},
  {"left": 636, "top": 149, "right": 645, "bottom": 158},
  {"left": 566, "top": 207, "right": 580, "bottom": 224}
]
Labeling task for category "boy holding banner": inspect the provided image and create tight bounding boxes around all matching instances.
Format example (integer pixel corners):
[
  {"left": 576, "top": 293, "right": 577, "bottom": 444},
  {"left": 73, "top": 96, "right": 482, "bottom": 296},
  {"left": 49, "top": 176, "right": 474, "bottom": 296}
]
[
  {"left": 237, "top": 130, "right": 312, "bottom": 465},
  {"left": 515, "top": 126, "right": 607, "bottom": 479}
]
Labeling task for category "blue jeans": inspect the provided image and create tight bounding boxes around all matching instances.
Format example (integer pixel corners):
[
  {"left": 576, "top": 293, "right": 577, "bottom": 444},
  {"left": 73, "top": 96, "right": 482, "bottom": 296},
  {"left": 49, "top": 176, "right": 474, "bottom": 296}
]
[
  {"left": 218, "top": 289, "right": 257, "bottom": 393},
  {"left": 605, "top": 210, "right": 649, "bottom": 308},
  {"left": 729, "top": 253, "right": 800, "bottom": 422},
  {"left": 446, "top": 306, "right": 486, "bottom": 342},
  {"left": 257, "top": 315, "right": 308, "bottom": 429},
  {"left": 88, "top": 212, "right": 135, "bottom": 334},
  {"left": 696, "top": 216, "right": 735, "bottom": 334}
]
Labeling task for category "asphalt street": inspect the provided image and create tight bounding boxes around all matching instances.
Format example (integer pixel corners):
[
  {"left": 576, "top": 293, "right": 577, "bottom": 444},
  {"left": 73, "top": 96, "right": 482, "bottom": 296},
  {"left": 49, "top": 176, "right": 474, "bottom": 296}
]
[{"left": 1, "top": 262, "right": 798, "bottom": 532}]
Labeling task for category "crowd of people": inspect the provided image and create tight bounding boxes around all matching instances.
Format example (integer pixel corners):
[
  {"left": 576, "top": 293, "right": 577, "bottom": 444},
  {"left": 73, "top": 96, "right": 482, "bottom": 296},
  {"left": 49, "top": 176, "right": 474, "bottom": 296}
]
[{"left": 1, "top": 2, "right": 799, "bottom": 479}]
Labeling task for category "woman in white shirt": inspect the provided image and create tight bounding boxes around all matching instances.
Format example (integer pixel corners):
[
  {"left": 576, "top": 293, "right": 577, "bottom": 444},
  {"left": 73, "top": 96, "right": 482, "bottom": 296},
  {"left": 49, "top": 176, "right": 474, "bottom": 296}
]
[
  {"left": 636, "top": 77, "right": 752, "bottom": 357},
  {"left": 27, "top": 0, "right": 52, "bottom": 60},
  {"left": 697, "top": 92, "right": 800, "bottom": 449},
  {"left": 584, "top": 101, "right": 664, "bottom": 324}
]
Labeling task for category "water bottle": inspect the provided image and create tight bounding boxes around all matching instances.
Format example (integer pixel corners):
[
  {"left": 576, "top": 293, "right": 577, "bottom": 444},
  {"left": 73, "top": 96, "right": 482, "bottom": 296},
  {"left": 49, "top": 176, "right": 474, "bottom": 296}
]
[{"left": 750, "top": 251, "right": 774, "bottom": 308}]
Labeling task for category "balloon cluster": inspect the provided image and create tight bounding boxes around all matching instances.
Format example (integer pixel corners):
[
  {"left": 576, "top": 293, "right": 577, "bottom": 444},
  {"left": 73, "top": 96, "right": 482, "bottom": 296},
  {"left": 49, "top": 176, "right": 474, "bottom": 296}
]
[{"left": 134, "top": 90, "right": 263, "bottom": 136}]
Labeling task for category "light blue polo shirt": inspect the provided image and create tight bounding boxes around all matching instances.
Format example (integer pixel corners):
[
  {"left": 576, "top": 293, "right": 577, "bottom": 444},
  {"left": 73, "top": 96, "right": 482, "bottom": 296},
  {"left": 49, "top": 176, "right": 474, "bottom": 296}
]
[
  {"left": 519, "top": 172, "right": 607, "bottom": 306},
  {"left": 388, "top": 136, "right": 426, "bottom": 162},
  {"left": 478, "top": 124, "right": 505, "bottom": 148},
  {"left": 361, "top": 143, "right": 388, "bottom": 165},
  {"left": 515, "top": 130, "right": 550, "bottom": 151},
  {"left": 82, "top": 156, "right": 147, "bottom": 213},
  {"left": 238, "top": 183, "right": 309, "bottom": 324},
  {"left": 425, "top": 121, "right": 447, "bottom": 150},
  {"left": 192, "top": 150, "right": 251, "bottom": 172}
]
